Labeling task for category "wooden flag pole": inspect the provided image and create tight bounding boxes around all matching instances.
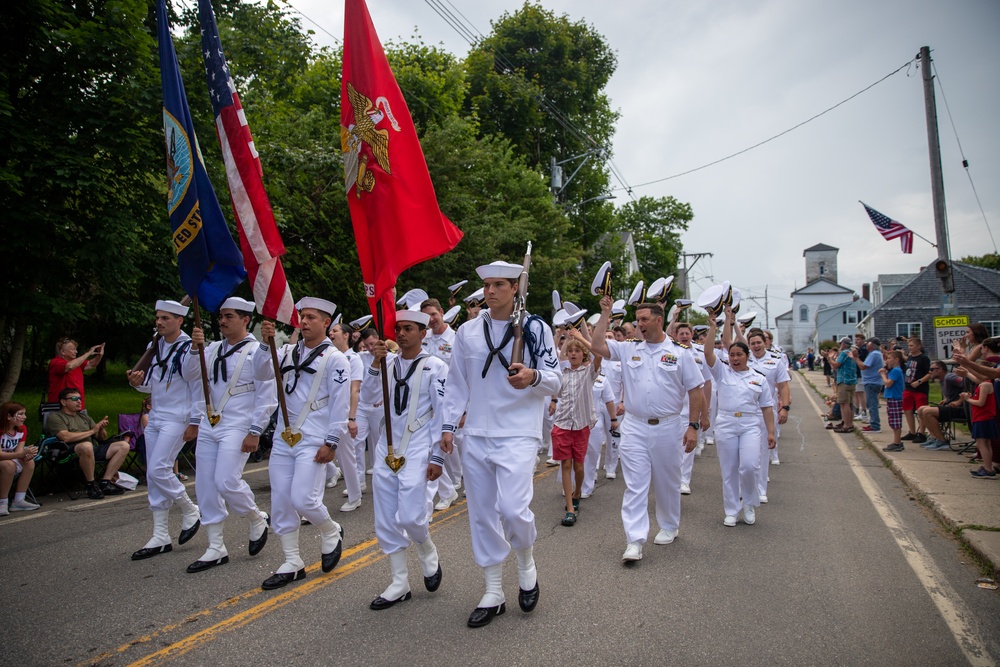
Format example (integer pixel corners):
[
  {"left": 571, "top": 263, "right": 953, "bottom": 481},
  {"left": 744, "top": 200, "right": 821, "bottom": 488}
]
[
  {"left": 265, "top": 320, "right": 299, "bottom": 446},
  {"left": 191, "top": 296, "right": 220, "bottom": 426}
]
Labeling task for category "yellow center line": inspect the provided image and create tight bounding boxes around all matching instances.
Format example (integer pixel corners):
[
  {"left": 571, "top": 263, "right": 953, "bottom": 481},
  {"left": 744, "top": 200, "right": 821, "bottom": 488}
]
[{"left": 106, "top": 464, "right": 558, "bottom": 667}]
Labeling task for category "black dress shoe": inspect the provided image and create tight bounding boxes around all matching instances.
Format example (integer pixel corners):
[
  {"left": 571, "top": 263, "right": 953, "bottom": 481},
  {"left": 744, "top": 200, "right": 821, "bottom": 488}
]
[
  {"left": 248, "top": 526, "right": 268, "bottom": 557},
  {"left": 321, "top": 526, "right": 344, "bottom": 573},
  {"left": 424, "top": 564, "right": 442, "bottom": 592},
  {"left": 131, "top": 544, "right": 172, "bottom": 560},
  {"left": 369, "top": 591, "right": 412, "bottom": 610},
  {"left": 467, "top": 603, "right": 506, "bottom": 628},
  {"left": 261, "top": 568, "right": 306, "bottom": 590},
  {"left": 178, "top": 520, "right": 200, "bottom": 545},
  {"left": 99, "top": 480, "right": 125, "bottom": 496},
  {"left": 518, "top": 582, "right": 539, "bottom": 612},
  {"left": 186, "top": 555, "right": 229, "bottom": 573}
]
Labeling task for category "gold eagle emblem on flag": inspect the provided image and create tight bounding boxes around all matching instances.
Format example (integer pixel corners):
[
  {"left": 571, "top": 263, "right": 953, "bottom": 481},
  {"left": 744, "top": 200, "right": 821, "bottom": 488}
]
[{"left": 341, "top": 82, "right": 401, "bottom": 198}]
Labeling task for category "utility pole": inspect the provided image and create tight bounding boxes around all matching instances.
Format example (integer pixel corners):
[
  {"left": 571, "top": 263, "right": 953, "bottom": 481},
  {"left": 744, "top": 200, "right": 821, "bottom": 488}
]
[
  {"left": 764, "top": 285, "right": 769, "bottom": 330},
  {"left": 919, "top": 45, "right": 955, "bottom": 299},
  {"left": 680, "top": 252, "right": 713, "bottom": 300}
]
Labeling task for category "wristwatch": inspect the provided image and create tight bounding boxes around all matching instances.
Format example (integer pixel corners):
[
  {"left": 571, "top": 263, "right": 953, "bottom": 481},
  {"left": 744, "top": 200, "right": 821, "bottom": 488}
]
[
  {"left": 688, "top": 421, "right": 700, "bottom": 431},
  {"left": 324, "top": 442, "right": 338, "bottom": 451},
  {"left": 781, "top": 405, "right": 790, "bottom": 412}
]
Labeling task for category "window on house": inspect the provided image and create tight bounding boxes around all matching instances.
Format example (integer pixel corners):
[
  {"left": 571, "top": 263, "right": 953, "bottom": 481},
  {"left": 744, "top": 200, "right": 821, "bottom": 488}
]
[
  {"left": 799, "top": 305, "right": 809, "bottom": 322},
  {"left": 818, "top": 261, "right": 825, "bottom": 275},
  {"left": 846, "top": 311, "right": 858, "bottom": 324},
  {"left": 897, "top": 322, "right": 922, "bottom": 339},
  {"left": 983, "top": 321, "right": 1000, "bottom": 337}
]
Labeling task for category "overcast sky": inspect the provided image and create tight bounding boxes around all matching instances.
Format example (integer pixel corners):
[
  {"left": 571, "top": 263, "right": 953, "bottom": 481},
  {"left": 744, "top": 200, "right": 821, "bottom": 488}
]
[{"left": 286, "top": 0, "right": 999, "bottom": 326}]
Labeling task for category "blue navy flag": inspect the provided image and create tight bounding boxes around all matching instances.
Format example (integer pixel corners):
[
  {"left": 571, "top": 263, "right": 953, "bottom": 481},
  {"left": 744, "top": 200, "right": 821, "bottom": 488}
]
[{"left": 156, "top": 0, "right": 245, "bottom": 311}]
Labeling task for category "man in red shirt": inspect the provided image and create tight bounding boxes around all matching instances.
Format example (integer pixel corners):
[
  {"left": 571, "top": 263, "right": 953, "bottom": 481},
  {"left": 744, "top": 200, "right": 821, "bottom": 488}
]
[{"left": 47, "top": 338, "right": 104, "bottom": 409}]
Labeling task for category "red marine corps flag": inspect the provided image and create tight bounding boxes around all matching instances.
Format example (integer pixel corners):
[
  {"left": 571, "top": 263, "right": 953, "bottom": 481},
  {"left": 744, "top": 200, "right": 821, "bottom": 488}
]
[{"left": 341, "top": 0, "right": 463, "bottom": 338}]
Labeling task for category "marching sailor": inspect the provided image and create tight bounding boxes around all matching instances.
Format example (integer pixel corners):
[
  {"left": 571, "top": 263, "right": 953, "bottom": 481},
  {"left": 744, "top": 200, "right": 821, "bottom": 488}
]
[
  {"left": 326, "top": 321, "right": 365, "bottom": 512},
  {"left": 419, "top": 298, "right": 461, "bottom": 510},
  {"left": 362, "top": 310, "right": 447, "bottom": 610},
  {"left": 182, "top": 297, "right": 275, "bottom": 572},
  {"left": 441, "top": 261, "right": 561, "bottom": 628},
  {"left": 591, "top": 295, "right": 704, "bottom": 563},
  {"left": 127, "top": 300, "right": 203, "bottom": 561},
  {"left": 673, "top": 322, "right": 712, "bottom": 495},
  {"left": 258, "top": 298, "right": 348, "bottom": 590}
]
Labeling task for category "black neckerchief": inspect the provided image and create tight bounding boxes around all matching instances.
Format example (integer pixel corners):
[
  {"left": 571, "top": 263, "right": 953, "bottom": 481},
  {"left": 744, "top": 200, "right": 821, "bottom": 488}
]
[
  {"left": 393, "top": 354, "right": 428, "bottom": 416},
  {"left": 212, "top": 339, "right": 252, "bottom": 384},
  {"left": 279, "top": 342, "right": 330, "bottom": 394},
  {"left": 151, "top": 338, "right": 186, "bottom": 382},
  {"left": 482, "top": 316, "right": 514, "bottom": 378}
]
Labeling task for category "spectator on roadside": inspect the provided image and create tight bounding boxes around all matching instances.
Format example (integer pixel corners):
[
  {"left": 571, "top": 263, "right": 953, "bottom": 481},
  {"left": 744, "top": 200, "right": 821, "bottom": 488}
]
[
  {"left": 953, "top": 322, "right": 990, "bottom": 361},
  {"left": 47, "top": 338, "right": 104, "bottom": 410},
  {"left": 44, "top": 387, "right": 130, "bottom": 499},
  {"left": 0, "top": 402, "right": 40, "bottom": 515},
  {"left": 879, "top": 351, "right": 906, "bottom": 452},
  {"left": 829, "top": 338, "right": 858, "bottom": 433},
  {"left": 901, "top": 337, "right": 932, "bottom": 444},
  {"left": 822, "top": 348, "right": 833, "bottom": 387},
  {"left": 807, "top": 347, "right": 815, "bottom": 372},
  {"left": 916, "top": 361, "right": 968, "bottom": 450},
  {"left": 853, "top": 333, "right": 869, "bottom": 422},
  {"left": 957, "top": 362, "right": 998, "bottom": 478},
  {"left": 853, "top": 337, "right": 884, "bottom": 433}
]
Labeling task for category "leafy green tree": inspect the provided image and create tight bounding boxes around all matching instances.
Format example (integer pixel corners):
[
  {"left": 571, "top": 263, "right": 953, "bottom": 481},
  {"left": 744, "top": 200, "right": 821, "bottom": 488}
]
[
  {"left": 960, "top": 253, "right": 1000, "bottom": 271},
  {"left": 610, "top": 195, "right": 692, "bottom": 283}
]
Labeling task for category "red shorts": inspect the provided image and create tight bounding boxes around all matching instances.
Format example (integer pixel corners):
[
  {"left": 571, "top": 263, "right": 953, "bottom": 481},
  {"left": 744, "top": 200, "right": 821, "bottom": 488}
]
[
  {"left": 902, "top": 390, "right": 928, "bottom": 412},
  {"left": 552, "top": 426, "right": 590, "bottom": 463}
]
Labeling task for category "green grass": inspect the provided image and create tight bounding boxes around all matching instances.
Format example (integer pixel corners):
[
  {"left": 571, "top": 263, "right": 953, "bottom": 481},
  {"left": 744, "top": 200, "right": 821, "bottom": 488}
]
[{"left": 13, "top": 362, "right": 145, "bottom": 442}]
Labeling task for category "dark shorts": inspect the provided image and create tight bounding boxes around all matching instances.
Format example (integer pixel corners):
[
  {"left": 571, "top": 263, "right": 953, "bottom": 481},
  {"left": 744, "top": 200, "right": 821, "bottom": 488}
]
[
  {"left": 78, "top": 440, "right": 113, "bottom": 461},
  {"left": 972, "top": 419, "right": 1000, "bottom": 440},
  {"left": 934, "top": 405, "right": 966, "bottom": 424},
  {"left": 552, "top": 426, "right": 590, "bottom": 463}
]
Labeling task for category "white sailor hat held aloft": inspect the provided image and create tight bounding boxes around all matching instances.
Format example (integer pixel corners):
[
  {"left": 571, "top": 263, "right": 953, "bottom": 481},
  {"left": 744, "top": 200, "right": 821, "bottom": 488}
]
[
  {"left": 396, "top": 289, "right": 429, "bottom": 310},
  {"left": 591, "top": 261, "right": 613, "bottom": 296},
  {"left": 448, "top": 280, "right": 468, "bottom": 297},
  {"left": 463, "top": 287, "right": 485, "bottom": 306},
  {"left": 155, "top": 299, "right": 190, "bottom": 317},
  {"left": 627, "top": 280, "right": 646, "bottom": 305},
  {"left": 443, "top": 305, "right": 461, "bottom": 327},
  {"left": 349, "top": 314, "right": 374, "bottom": 332}
]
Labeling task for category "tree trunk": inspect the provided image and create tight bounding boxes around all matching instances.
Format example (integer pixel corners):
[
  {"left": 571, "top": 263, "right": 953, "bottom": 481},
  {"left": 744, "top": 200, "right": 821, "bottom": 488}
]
[{"left": 0, "top": 316, "right": 28, "bottom": 404}]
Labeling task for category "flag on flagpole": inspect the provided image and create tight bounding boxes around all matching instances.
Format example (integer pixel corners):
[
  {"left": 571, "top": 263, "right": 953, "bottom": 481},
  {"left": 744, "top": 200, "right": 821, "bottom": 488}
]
[
  {"left": 156, "top": 0, "right": 245, "bottom": 312},
  {"left": 341, "top": 0, "right": 463, "bottom": 338},
  {"left": 862, "top": 202, "right": 914, "bottom": 254},
  {"left": 197, "top": 0, "right": 298, "bottom": 327}
]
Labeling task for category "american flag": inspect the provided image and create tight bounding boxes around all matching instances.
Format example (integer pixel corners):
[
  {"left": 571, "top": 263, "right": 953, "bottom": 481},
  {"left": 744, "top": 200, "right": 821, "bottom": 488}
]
[
  {"left": 862, "top": 202, "right": 914, "bottom": 254},
  {"left": 197, "top": 0, "right": 298, "bottom": 326}
]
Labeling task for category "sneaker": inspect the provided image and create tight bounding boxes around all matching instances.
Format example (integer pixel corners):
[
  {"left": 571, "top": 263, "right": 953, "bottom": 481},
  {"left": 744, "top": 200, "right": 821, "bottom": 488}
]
[
  {"left": 340, "top": 498, "right": 363, "bottom": 512},
  {"left": 580, "top": 492, "right": 592, "bottom": 499},
  {"left": 653, "top": 528, "right": 678, "bottom": 545},
  {"left": 920, "top": 438, "right": 940, "bottom": 448},
  {"left": 605, "top": 471, "right": 617, "bottom": 480},
  {"left": 546, "top": 458, "right": 559, "bottom": 467},
  {"left": 883, "top": 443, "right": 904, "bottom": 452},
  {"left": 680, "top": 483, "right": 691, "bottom": 495},
  {"left": 861, "top": 426, "right": 881, "bottom": 433},
  {"left": 694, "top": 442, "right": 704, "bottom": 457},
  {"left": 704, "top": 436, "right": 715, "bottom": 445},
  {"left": 434, "top": 492, "right": 459, "bottom": 511},
  {"left": 929, "top": 440, "right": 953, "bottom": 451},
  {"left": 86, "top": 483, "right": 104, "bottom": 500},
  {"left": 366, "top": 468, "right": 373, "bottom": 475},
  {"left": 742, "top": 505, "right": 756, "bottom": 525},
  {"left": 723, "top": 515, "right": 737, "bottom": 527},
  {"left": 99, "top": 479, "right": 125, "bottom": 496},
  {"left": 901, "top": 433, "right": 917, "bottom": 441},
  {"left": 622, "top": 542, "right": 643, "bottom": 562},
  {"left": 759, "top": 495, "right": 768, "bottom": 504},
  {"left": 770, "top": 455, "right": 780, "bottom": 465},
  {"left": 0, "top": 503, "right": 8, "bottom": 516},
  {"left": 970, "top": 466, "right": 997, "bottom": 479},
  {"left": 912, "top": 433, "right": 927, "bottom": 444},
  {"left": 10, "top": 499, "right": 41, "bottom": 512}
]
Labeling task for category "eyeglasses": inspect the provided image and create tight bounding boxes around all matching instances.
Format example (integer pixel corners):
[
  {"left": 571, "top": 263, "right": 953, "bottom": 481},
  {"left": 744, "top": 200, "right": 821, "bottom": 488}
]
[{"left": 65, "top": 396, "right": 82, "bottom": 401}]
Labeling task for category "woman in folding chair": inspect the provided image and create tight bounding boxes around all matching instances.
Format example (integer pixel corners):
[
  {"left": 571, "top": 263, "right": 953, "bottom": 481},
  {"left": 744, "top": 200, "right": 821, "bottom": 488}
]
[{"left": 0, "top": 402, "right": 40, "bottom": 514}]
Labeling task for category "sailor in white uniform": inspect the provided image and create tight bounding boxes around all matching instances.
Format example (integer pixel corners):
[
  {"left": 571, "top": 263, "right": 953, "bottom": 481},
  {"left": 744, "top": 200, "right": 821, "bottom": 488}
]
[
  {"left": 127, "top": 300, "right": 203, "bottom": 561},
  {"left": 674, "top": 322, "right": 712, "bottom": 495},
  {"left": 327, "top": 321, "right": 365, "bottom": 512},
  {"left": 743, "top": 327, "right": 790, "bottom": 504},
  {"left": 441, "top": 261, "right": 561, "bottom": 628},
  {"left": 704, "top": 314, "right": 775, "bottom": 526},
  {"left": 419, "top": 298, "right": 460, "bottom": 510},
  {"left": 258, "top": 298, "right": 348, "bottom": 590},
  {"left": 182, "top": 297, "right": 275, "bottom": 573},
  {"left": 590, "top": 296, "right": 704, "bottom": 563},
  {"left": 361, "top": 310, "right": 446, "bottom": 610},
  {"left": 353, "top": 324, "right": 381, "bottom": 484}
]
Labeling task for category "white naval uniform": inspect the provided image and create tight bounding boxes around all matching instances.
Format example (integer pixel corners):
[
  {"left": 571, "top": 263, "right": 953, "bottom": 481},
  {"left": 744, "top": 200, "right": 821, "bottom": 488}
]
[
  {"left": 748, "top": 350, "right": 789, "bottom": 498},
  {"left": 270, "top": 341, "right": 350, "bottom": 536},
  {"left": 582, "top": 371, "right": 616, "bottom": 496},
  {"left": 333, "top": 348, "right": 365, "bottom": 503},
  {"left": 602, "top": 358, "right": 624, "bottom": 474},
  {"left": 420, "top": 326, "right": 457, "bottom": 504},
  {"left": 442, "top": 312, "right": 561, "bottom": 568},
  {"left": 181, "top": 335, "right": 276, "bottom": 528},
  {"left": 708, "top": 358, "right": 773, "bottom": 517},
  {"left": 355, "top": 350, "right": 384, "bottom": 477},
  {"left": 135, "top": 334, "right": 202, "bottom": 515},
  {"left": 681, "top": 343, "right": 713, "bottom": 487},
  {"left": 361, "top": 352, "right": 447, "bottom": 554},
  {"left": 605, "top": 338, "right": 704, "bottom": 544}
]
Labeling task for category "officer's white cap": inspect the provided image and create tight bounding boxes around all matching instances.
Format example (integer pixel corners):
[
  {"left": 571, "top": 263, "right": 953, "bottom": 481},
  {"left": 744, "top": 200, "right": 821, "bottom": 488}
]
[
  {"left": 350, "top": 315, "right": 374, "bottom": 331},
  {"left": 552, "top": 290, "right": 562, "bottom": 312},
  {"left": 476, "top": 261, "right": 522, "bottom": 280},
  {"left": 627, "top": 281, "right": 645, "bottom": 305},
  {"left": 443, "top": 305, "right": 461, "bottom": 324},
  {"left": 463, "top": 287, "right": 485, "bottom": 305},
  {"left": 552, "top": 309, "right": 569, "bottom": 327},
  {"left": 155, "top": 300, "right": 189, "bottom": 317},
  {"left": 396, "top": 310, "right": 430, "bottom": 327},
  {"left": 295, "top": 297, "right": 337, "bottom": 318},
  {"left": 591, "top": 261, "right": 613, "bottom": 296},
  {"left": 220, "top": 297, "right": 255, "bottom": 313},
  {"left": 396, "top": 288, "right": 428, "bottom": 309},
  {"left": 738, "top": 311, "right": 758, "bottom": 325},
  {"left": 563, "top": 301, "right": 581, "bottom": 315},
  {"left": 587, "top": 313, "right": 601, "bottom": 326},
  {"left": 448, "top": 280, "right": 468, "bottom": 296}
]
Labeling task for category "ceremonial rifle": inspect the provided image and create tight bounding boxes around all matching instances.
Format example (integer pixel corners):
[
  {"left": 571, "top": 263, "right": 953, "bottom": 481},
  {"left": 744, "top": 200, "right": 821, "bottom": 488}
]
[{"left": 508, "top": 241, "right": 533, "bottom": 376}]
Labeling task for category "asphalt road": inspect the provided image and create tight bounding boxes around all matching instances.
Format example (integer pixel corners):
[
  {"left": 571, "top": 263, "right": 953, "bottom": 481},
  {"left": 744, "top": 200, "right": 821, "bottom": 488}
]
[{"left": 3, "top": 374, "right": 999, "bottom": 667}]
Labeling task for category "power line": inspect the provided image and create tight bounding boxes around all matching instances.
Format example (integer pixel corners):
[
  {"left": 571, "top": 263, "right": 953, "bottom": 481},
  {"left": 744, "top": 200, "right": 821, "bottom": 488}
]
[
  {"left": 932, "top": 61, "right": 997, "bottom": 253},
  {"left": 619, "top": 58, "right": 917, "bottom": 190}
]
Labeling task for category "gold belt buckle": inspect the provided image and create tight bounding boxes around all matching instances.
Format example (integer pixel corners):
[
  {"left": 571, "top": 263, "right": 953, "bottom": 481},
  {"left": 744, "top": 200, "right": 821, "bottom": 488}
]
[
  {"left": 647, "top": 418, "right": 660, "bottom": 425},
  {"left": 734, "top": 411, "right": 743, "bottom": 417}
]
